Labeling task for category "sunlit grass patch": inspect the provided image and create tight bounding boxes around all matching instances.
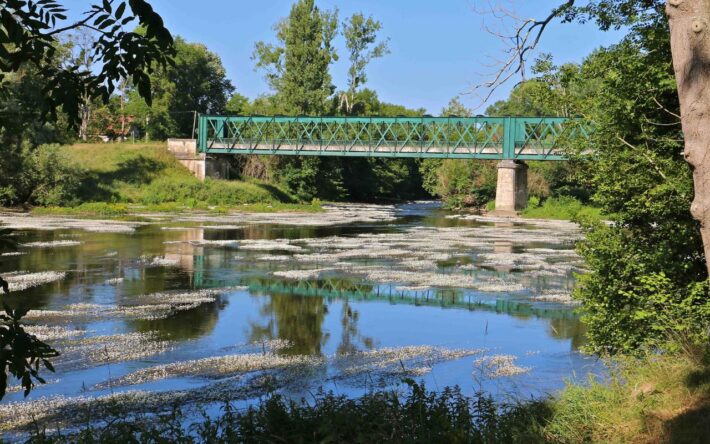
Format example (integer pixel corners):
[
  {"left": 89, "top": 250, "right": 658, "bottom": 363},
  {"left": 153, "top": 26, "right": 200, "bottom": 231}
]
[{"left": 522, "top": 196, "right": 606, "bottom": 222}]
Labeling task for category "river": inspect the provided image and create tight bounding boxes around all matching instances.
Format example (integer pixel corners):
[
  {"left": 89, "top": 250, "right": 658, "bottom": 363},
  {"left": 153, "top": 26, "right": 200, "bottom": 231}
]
[{"left": 0, "top": 202, "right": 597, "bottom": 433}]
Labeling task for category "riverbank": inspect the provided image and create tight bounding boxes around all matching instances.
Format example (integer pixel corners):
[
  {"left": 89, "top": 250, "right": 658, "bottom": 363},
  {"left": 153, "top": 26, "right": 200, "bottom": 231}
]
[
  {"left": 18, "top": 352, "right": 709, "bottom": 443},
  {"left": 44, "top": 142, "right": 318, "bottom": 213}
]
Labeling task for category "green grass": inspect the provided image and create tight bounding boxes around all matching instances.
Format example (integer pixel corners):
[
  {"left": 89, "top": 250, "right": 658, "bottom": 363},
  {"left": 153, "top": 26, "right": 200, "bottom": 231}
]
[
  {"left": 543, "top": 351, "right": 710, "bottom": 443},
  {"left": 26, "top": 351, "right": 710, "bottom": 443},
  {"left": 521, "top": 196, "right": 606, "bottom": 222},
  {"left": 32, "top": 202, "right": 130, "bottom": 217},
  {"left": 51, "top": 142, "right": 319, "bottom": 213}
]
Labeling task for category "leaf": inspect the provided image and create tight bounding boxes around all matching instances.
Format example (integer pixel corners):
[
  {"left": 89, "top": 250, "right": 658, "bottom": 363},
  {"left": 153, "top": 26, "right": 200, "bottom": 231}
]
[{"left": 115, "top": 2, "right": 126, "bottom": 19}]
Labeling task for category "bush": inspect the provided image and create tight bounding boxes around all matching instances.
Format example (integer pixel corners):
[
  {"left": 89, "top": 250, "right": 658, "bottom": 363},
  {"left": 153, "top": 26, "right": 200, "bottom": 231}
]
[
  {"left": 421, "top": 159, "right": 497, "bottom": 209},
  {"left": 575, "top": 219, "right": 710, "bottom": 354},
  {"left": 0, "top": 144, "right": 83, "bottom": 207},
  {"left": 522, "top": 196, "right": 603, "bottom": 221}
]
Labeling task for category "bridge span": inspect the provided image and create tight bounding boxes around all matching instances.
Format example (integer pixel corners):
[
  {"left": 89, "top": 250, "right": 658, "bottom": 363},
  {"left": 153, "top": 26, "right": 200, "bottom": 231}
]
[{"left": 168, "top": 115, "right": 588, "bottom": 214}]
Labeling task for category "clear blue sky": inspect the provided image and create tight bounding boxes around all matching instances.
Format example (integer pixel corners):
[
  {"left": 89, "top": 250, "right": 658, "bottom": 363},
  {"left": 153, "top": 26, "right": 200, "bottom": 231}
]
[{"left": 67, "top": 1, "right": 626, "bottom": 114}]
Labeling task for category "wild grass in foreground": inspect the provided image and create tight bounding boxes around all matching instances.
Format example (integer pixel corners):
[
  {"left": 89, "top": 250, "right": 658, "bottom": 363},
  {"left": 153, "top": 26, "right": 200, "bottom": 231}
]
[
  {"left": 543, "top": 351, "right": 710, "bottom": 443},
  {"left": 23, "top": 381, "right": 550, "bottom": 443},
  {"left": 20, "top": 351, "right": 710, "bottom": 443}
]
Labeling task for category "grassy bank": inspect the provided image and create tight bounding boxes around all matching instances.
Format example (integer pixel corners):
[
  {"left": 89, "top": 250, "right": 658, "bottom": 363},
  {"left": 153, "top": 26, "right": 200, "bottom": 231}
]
[
  {"left": 47, "top": 142, "right": 320, "bottom": 213},
  {"left": 521, "top": 197, "right": 605, "bottom": 221},
  {"left": 543, "top": 351, "right": 710, "bottom": 443},
  {"left": 22, "top": 352, "right": 710, "bottom": 443}
]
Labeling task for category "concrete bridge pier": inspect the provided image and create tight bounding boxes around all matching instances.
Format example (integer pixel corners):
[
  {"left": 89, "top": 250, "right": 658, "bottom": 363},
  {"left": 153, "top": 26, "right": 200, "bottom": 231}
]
[
  {"left": 493, "top": 160, "right": 528, "bottom": 216},
  {"left": 167, "top": 139, "right": 229, "bottom": 181}
]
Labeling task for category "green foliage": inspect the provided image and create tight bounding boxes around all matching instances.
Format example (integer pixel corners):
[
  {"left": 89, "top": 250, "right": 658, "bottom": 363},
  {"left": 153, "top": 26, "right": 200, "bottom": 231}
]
[
  {"left": 32, "top": 202, "right": 129, "bottom": 217},
  {"left": 0, "top": 144, "right": 82, "bottom": 207},
  {"left": 522, "top": 197, "right": 604, "bottom": 222},
  {"left": 124, "top": 36, "right": 234, "bottom": 139},
  {"left": 0, "top": 306, "right": 59, "bottom": 400},
  {"left": 543, "top": 351, "right": 710, "bottom": 443},
  {"left": 422, "top": 160, "right": 497, "bottom": 209},
  {"left": 253, "top": 0, "right": 338, "bottom": 115},
  {"left": 139, "top": 177, "right": 296, "bottom": 206},
  {"left": 1, "top": 0, "right": 173, "bottom": 127},
  {"left": 567, "top": 22, "right": 707, "bottom": 354},
  {"left": 26, "top": 382, "right": 551, "bottom": 443},
  {"left": 340, "top": 13, "right": 389, "bottom": 113},
  {"left": 225, "top": 92, "right": 250, "bottom": 115}
]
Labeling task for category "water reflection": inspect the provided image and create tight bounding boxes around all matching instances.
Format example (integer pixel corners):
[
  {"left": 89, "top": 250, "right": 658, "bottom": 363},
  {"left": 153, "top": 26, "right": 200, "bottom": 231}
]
[
  {"left": 0, "top": 205, "right": 593, "bottom": 405},
  {"left": 249, "top": 294, "right": 329, "bottom": 355}
]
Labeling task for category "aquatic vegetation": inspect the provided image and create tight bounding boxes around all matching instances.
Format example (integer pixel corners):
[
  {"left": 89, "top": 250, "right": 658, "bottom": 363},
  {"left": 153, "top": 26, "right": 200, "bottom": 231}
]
[
  {"left": 273, "top": 268, "right": 333, "bottom": 280},
  {"left": 200, "top": 225, "right": 244, "bottom": 230},
  {"left": 474, "top": 355, "right": 531, "bottom": 378},
  {"left": 0, "top": 214, "right": 141, "bottom": 233},
  {"left": 1, "top": 251, "right": 25, "bottom": 256},
  {"left": 106, "top": 353, "right": 323, "bottom": 388},
  {"left": 238, "top": 239, "right": 305, "bottom": 252},
  {"left": 173, "top": 203, "right": 397, "bottom": 227},
  {"left": 2, "top": 271, "right": 66, "bottom": 291},
  {"left": 24, "top": 289, "right": 231, "bottom": 323},
  {"left": 20, "top": 240, "right": 82, "bottom": 248},
  {"left": 187, "top": 239, "right": 239, "bottom": 247},
  {"left": 103, "top": 277, "right": 124, "bottom": 285},
  {"left": 24, "top": 325, "right": 84, "bottom": 341},
  {"left": 333, "top": 346, "right": 486, "bottom": 379},
  {"left": 70, "top": 332, "right": 173, "bottom": 365},
  {"left": 139, "top": 255, "right": 179, "bottom": 267},
  {"left": 530, "top": 292, "right": 579, "bottom": 305}
]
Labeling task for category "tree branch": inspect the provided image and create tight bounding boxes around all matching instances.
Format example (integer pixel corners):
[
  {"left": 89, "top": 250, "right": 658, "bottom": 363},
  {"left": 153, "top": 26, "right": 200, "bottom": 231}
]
[{"left": 467, "top": 0, "right": 576, "bottom": 106}]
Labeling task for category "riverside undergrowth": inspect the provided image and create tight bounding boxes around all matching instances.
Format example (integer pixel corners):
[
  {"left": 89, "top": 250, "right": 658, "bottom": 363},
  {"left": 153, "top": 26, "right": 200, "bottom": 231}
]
[{"left": 20, "top": 351, "right": 710, "bottom": 444}]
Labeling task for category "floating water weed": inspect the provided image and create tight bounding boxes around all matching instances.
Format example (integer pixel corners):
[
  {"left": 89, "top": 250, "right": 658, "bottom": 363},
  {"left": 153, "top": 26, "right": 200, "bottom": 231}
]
[
  {"left": 333, "top": 346, "right": 485, "bottom": 379},
  {"left": 474, "top": 355, "right": 531, "bottom": 378},
  {"left": 107, "top": 353, "right": 323, "bottom": 387},
  {"left": 21, "top": 240, "right": 82, "bottom": 248},
  {"left": 0, "top": 214, "right": 140, "bottom": 233},
  {"left": 139, "top": 255, "right": 179, "bottom": 267},
  {"left": 2, "top": 271, "right": 66, "bottom": 291},
  {"left": 272, "top": 268, "right": 333, "bottom": 280},
  {"left": 24, "top": 325, "right": 84, "bottom": 341}
]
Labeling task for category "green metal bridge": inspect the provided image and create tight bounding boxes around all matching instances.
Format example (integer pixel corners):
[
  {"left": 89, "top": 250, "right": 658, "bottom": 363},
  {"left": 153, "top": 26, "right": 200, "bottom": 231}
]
[{"left": 197, "top": 115, "right": 588, "bottom": 161}]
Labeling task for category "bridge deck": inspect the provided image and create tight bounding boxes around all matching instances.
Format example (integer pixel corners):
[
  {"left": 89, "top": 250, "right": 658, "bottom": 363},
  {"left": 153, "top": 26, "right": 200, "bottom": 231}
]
[{"left": 198, "top": 116, "right": 588, "bottom": 161}]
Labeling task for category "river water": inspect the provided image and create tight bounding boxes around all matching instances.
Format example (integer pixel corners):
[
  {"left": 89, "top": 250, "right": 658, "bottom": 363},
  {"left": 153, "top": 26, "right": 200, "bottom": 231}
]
[{"left": 0, "top": 203, "right": 596, "bottom": 433}]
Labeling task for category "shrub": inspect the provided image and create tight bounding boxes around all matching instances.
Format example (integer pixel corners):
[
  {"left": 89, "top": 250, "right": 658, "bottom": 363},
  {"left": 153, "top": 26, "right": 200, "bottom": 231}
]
[{"left": 0, "top": 144, "right": 83, "bottom": 207}]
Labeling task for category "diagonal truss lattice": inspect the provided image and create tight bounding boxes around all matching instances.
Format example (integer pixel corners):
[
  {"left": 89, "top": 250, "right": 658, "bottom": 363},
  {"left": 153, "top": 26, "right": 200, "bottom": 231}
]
[{"left": 198, "top": 115, "right": 589, "bottom": 160}]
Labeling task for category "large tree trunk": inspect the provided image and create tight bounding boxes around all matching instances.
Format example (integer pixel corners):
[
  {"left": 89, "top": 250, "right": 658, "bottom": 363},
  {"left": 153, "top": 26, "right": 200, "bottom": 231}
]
[{"left": 667, "top": 0, "right": 710, "bottom": 275}]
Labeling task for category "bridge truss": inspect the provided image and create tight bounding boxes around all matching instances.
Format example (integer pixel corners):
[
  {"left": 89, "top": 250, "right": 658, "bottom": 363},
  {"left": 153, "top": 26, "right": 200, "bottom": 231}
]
[{"left": 197, "top": 115, "right": 588, "bottom": 161}]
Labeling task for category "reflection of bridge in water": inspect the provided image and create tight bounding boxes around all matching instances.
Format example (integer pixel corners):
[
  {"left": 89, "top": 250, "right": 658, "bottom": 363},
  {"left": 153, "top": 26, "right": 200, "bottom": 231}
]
[{"left": 193, "top": 270, "right": 577, "bottom": 321}]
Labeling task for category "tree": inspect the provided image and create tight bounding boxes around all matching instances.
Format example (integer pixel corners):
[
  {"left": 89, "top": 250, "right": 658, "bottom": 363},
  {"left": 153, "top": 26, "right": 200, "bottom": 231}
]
[
  {"left": 252, "top": 0, "right": 340, "bottom": 200},
  {"left": 253, "top": 0, "right": 338, "bottom": 115},
  {"left": 340, "top": 13, "right": 390, "bottom": 114},
  {"left": 477, "top": 0, "right": 710, "bottom": 277},
  {"left": 441, "top": 96, "right": 472, "bottom": 117},
  {"left": 125, "top": 36, "right": 234, "bottom": 139},
  {"left": 226, "top": 92, "right": 250, "bottom": 115},
  {"left": 1, "top": 0, "right": 174, "bottom": 128},
  {"left": 666, "top": 1, "right": 710, "bottom": 277}
]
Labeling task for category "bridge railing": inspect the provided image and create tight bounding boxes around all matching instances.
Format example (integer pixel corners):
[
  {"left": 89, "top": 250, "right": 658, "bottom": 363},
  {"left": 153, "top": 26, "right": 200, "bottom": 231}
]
[{"left": 197, "top": 115, "right": 588, "bottom": 160}]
